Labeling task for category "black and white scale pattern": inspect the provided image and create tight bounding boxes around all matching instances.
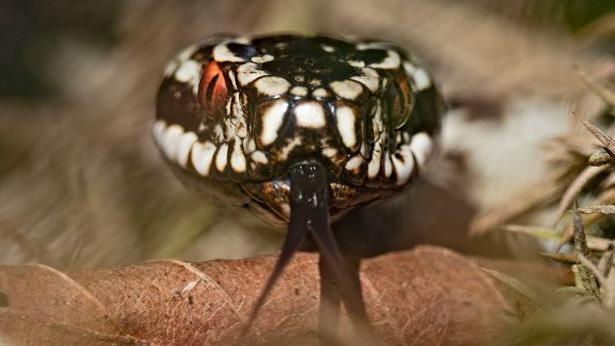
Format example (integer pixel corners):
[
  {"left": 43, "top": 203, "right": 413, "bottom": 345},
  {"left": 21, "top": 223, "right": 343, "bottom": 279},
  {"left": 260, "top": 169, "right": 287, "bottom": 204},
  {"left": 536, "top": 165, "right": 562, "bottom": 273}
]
[{"left": 154, "top": 34, "right": 445, "bottom": 223}]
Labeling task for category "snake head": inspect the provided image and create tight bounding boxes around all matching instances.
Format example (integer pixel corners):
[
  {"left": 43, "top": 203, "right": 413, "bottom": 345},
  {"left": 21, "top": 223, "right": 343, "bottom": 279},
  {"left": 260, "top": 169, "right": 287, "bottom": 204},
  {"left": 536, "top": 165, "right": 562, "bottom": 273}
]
[{"left": 154, "top": 34, "right": 445, "bottom": 226}]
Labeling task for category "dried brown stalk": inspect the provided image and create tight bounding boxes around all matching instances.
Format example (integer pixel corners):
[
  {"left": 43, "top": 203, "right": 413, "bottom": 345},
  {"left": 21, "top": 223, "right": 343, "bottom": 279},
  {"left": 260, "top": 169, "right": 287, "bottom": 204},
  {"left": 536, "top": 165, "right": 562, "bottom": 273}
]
[{"left": 572, "top": 209, "right": 601, "bottom": 299}]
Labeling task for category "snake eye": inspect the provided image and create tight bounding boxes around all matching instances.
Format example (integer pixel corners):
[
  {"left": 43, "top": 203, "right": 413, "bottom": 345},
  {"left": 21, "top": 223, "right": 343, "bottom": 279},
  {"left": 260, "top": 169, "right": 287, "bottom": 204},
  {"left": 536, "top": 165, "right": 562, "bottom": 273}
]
[
  {"left": 385, "top": 73, "right": 414, "bottom": 129},
  {"left": 198, "top": 60, "right": 228, "bottom": 115}
]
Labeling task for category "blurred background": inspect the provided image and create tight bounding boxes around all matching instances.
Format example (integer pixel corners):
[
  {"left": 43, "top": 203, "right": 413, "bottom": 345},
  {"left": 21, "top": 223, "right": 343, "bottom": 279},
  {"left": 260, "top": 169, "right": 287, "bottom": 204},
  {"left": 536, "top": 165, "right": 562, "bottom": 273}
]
[{"left": 0, "top": 0, "right": 613, "bottom": 269}]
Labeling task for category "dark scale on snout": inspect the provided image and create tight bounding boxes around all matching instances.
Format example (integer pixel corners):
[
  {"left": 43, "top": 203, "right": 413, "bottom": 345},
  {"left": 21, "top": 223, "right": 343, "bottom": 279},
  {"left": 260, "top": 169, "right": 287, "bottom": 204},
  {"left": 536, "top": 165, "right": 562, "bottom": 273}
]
[{"left": 153, "top": 34, "right": 445, "bottom": 339}]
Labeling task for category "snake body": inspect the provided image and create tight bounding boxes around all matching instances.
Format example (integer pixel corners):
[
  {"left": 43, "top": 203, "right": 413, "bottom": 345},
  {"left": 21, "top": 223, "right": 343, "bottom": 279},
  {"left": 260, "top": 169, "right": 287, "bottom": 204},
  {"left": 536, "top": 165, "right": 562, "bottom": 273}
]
[{"left": 154, "top": 34, "right": 445, "bottom": 336}]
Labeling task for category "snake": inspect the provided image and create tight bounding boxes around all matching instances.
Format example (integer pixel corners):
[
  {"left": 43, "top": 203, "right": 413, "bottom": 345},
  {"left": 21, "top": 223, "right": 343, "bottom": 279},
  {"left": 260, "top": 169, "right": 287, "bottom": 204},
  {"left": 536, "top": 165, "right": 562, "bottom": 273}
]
[{"left": 153, "top": 34, "right": 445, "bottom": 338}]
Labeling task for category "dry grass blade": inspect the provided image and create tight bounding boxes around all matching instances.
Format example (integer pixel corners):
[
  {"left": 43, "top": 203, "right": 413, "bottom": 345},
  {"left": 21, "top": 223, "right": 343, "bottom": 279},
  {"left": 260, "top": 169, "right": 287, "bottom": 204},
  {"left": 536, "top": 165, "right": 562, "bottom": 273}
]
[
  {"left": 482, "top": 268, "right": 542, "bottom": 306},
  {"left": 554, "top": 165, "right": 608, "bottom": 223},
  {"left": 573, "top": 112, "right": 615, "bottom": 155},
  {"left": 577, "top": 205, "right": 615, "bottom": 215},
  {"left": 572, "top": 209, "right": 601, "bottom": 299},
  {"left": 541, "top": 252, "right": 577, "bottom": 264},
  {"left": 505, "top": 224, "right": 611, "bottom": 252},
  {"left": 503, "top": 224, "right": 560, "bottom": 241},
  {"left": 470, "top": 181, "right": 563, "bottom": 236},
  {"left": 577, "top": 253, "right": 606, "bottom": 287},
  {"left": 577, "top": 68, "right": 615, "bottom": 108}
]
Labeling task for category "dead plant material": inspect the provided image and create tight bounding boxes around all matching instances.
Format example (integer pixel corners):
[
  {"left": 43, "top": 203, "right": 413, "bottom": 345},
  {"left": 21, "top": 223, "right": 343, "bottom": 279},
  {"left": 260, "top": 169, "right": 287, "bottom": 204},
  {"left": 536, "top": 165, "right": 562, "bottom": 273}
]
[
  {"left": 554, "top": 165, "right": 609, "bottom": 223},
  {"left": 577, "top": 205, "right": 615, "bottom": 215},
  {"left": 572, "top": 209, "right": 601, "bottom": 300},
  {"left": 573, "top": 112, "right": 615, "bottom": 156},
  {"left": 577, "top": 67, "right": 615, "bottom": 108},
  {"left": 469, "top": 180, "right": 563, "bottom": 236},
  {"left": 0, "top": 246, "right": 515, "bottom": 345},
  {"left": 588, "top": 148, "right": 614, "bottom": 166}
]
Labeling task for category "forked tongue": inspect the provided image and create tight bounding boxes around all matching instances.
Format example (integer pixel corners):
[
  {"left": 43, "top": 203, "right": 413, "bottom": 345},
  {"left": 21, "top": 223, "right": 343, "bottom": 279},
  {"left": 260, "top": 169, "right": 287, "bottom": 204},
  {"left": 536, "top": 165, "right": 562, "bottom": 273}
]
[{"left": 240, "top": 160, "right": 369, "bottom": 341}]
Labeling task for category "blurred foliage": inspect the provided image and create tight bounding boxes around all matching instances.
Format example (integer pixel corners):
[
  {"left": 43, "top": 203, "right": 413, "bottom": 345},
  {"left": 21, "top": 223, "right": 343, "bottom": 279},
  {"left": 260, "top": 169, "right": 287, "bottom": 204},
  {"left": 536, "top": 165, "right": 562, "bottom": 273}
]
[
  {"left": 0, "top": 1, "right": 122, "bottom": 98},
  {"left": 473, "top": 0, "right": 615, "bottom": 32}
]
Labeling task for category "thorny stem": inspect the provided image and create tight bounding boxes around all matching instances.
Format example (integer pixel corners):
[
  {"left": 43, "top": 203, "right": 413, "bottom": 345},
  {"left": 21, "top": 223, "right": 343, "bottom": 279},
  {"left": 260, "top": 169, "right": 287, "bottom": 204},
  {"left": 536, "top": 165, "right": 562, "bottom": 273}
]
[{"left": 573, "top": 206, "right": 602, "bottom": 300}]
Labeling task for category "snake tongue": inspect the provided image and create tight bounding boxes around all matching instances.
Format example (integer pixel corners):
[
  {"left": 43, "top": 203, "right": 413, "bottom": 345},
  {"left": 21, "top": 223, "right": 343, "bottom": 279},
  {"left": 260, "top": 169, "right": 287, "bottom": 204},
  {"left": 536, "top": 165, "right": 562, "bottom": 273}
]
[{"left": 242, "top": 160, "right": 367, "bottom": 337}]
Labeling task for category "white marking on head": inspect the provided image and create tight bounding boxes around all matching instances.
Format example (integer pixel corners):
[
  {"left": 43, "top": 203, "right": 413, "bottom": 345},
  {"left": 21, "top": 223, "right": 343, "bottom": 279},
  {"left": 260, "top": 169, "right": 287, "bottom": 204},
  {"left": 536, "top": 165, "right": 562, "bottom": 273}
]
[
  {"left": 174, "top": 60, "right": 202, "bottom": 93},
  {"left": 312, "top": 88, "right": 328, "bottom": 98},
  {"left": 357, "top": 42, "right": 389, "bottom": 50},
  {"left": 225, "top": 97, "right": 233, "bottom": 115},
  {"left": 290, "top": 86, "right": 308, "bottom": 97},
  {"left": 335, "top": 106, "right": 358, "bottom": 149},
  {"left": 254, "top": 76, "right": 291, "bottom": 96},
  {"left": 368, "top": 144, "right": 382, "bottom": 178},
  {"left": 251, "top": 150, "right": 268, "bottom": 164},
  {"left": 403, "top": 62, "right": 431, "bottom": 91},
  {"left": 402, "top": 132, "right": 411, "bottom": 143},
  {"left": 152, "top": 120, "right": 166, "bottom": 147},
  {"left": 230, "top": 93, "right": 248, "bottom": 138},
  {"left": 260, "top": 99, "right": 289, "bottom": 146},
  {"left": 213, "top": 124, "right": 224, "bottom": 142},
  {"left": 232, "top": 36, "right": 252, "bottom": 45},
  {"left": 161, "top": 124, "right": 184, "bottom": 161},
  {"left": 330, "top": 80, "right": 363, "bottom": 100},
  {"left": 230, "top": 143, "right": 246, "bottom": 172},
  {"left": 177, "top": 132, "right": 198, "bottom": 167},
  {"left": 345, "top": 155, "right": 363, "bottom": 171},
  {"left": 191, "top": 141, "right": 216, "bottom": 176},
  {"left": 164, "top": 44, "right": 198, "bottom": 76},
  {"left": 384, "top": 153, "right": 393, "bottom": 177},
  {"left": 228, "top": 71, "right": 238, "bottom": 89},
  {"left": 392, "top": 144, "right": 414, "bottom": 185},
  {"left": 410, "top": 132, "right": 434, "bottom": 168},
  {"left": 251, "top": 54, "right": 274, "bottom": 63},
  {"left": 350, "top": 68, "right": 379, "bottom": 93},
  {"left": 347, "top": 60, "right": 366, "bottom": 68},
  {"left": 294, "top": 101, "right": 326, "bottom": 129},
  {"left": 367, "top": 102, "right": 385, "bottom": 178},
  {"left": 213, "top": 43, "right": 246, "bottom": 62},
  {"left": 215, "top": 143, "right": 229, "bottom": 171},
  {"left": 164, "top": 61, "right": 179, "bottom": 77},
  {"left": 237, "top": 63, "right": 269, "bottom": 86},
  {"left": 322, "top": 45, "right": 335, "bottom": 53},
  {"left": 244, "top": 137, "right": 256, "bottom": 153},
  {"left": 279, "top": 137, "right": 302, "bottom": 160},
  {"left": 369, "top": 50, "right": 401, "bottom": 69},
  {"left": 322, "top": 148, "right": 337, "bottom": 158}
]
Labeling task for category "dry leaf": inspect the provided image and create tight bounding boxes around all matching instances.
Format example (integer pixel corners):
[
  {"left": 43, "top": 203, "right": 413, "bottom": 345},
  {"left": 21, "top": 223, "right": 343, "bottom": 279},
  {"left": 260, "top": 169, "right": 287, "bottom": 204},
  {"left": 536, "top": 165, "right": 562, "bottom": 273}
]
[{"left": 0, "top": 246, "right": 515, "bottom": 345}]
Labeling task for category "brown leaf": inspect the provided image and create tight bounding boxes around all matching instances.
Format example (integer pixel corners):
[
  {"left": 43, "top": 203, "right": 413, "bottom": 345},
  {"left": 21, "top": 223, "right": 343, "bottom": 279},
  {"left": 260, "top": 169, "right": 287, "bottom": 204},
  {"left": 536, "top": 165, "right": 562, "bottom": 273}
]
[{"left": 1, "top": 246, "right": 515, "bottom": 345}]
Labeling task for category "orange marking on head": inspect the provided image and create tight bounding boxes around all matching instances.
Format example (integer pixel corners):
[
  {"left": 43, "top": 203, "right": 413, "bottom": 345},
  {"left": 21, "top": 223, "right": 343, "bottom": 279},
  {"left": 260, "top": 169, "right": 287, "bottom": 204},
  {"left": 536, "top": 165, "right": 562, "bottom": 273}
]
[{"left": 199, "top": 60, "right": 228, "bottom": 115}]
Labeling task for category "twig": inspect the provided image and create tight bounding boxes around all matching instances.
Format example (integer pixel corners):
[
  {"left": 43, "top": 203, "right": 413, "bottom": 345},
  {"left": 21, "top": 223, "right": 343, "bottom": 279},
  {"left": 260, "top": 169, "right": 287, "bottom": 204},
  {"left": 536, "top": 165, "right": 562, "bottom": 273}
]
[
  {"left": 554, "top": 165, "right": 608, "bottom": 224},
  {"left": 572, "top": 208, "right": 601, "bottom": 300},
  {"left": 577, "top": 253, "right": 606, "bottom": 287},
  {"left": 573, "top": 112, "right": 615, "bottom": 156}
]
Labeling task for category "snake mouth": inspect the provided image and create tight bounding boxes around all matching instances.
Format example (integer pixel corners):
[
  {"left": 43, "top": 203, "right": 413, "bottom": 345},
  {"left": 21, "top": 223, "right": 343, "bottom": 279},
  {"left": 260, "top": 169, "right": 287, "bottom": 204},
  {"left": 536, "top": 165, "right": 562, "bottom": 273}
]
[{"left": 238, "top": 168, "right": 396, "bottom": 227}]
